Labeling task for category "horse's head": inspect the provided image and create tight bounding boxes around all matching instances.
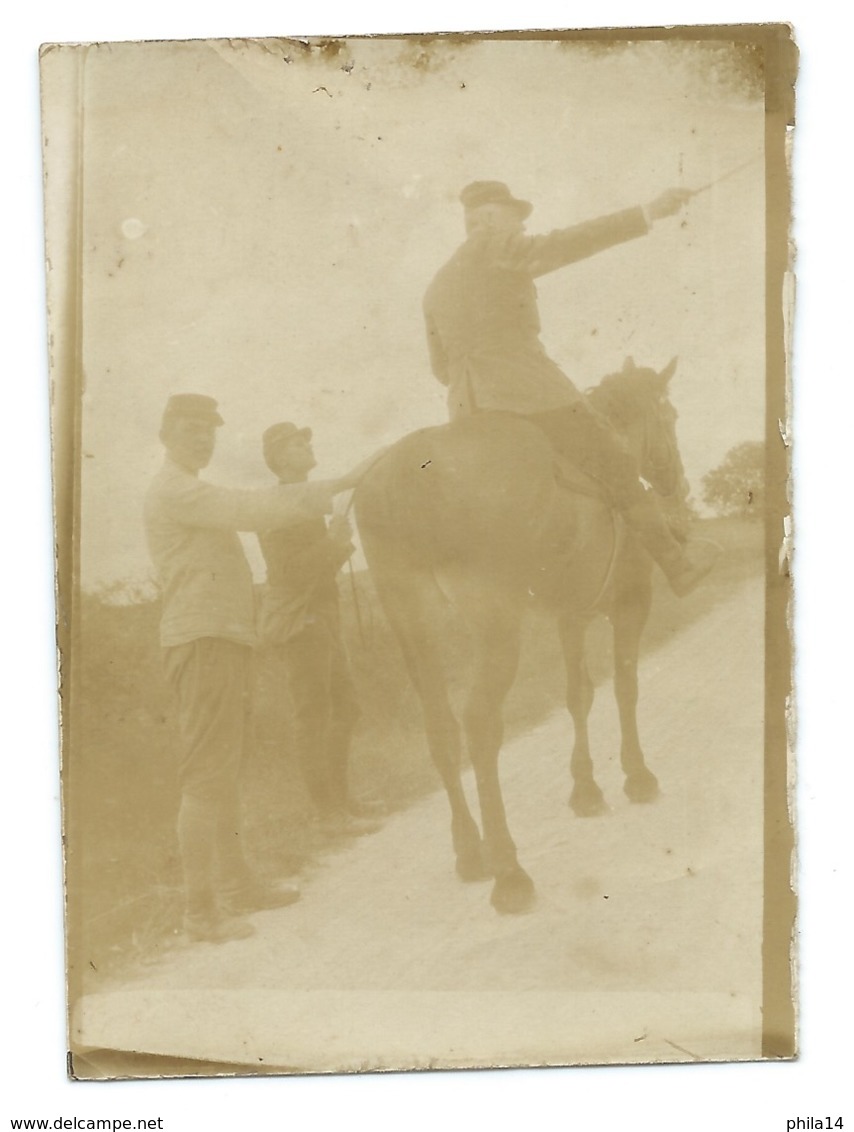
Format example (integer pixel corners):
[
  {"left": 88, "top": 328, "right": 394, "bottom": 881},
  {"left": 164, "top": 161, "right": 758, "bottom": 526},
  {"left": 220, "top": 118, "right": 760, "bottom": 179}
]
[{"left": 587, "top": 356, "right": 687, "bottom": 500}]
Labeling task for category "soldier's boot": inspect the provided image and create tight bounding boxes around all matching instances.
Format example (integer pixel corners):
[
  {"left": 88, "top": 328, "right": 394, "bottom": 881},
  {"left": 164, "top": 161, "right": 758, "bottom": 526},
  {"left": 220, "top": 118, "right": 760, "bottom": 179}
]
[
  {"left": 178, "top": 794, "right": 255, "bottom": 943},
  {"left": 184, "top": 904, "right": 256, "bottom": 944},
  {"left": 219, "top": 880, "right": 301, "bottom": 917},
  {"left": 622, "top": 492, "right": 721, "bottom": 597},
  {"left": 213, "top": 797, "right": 300, "bottom": 917}
]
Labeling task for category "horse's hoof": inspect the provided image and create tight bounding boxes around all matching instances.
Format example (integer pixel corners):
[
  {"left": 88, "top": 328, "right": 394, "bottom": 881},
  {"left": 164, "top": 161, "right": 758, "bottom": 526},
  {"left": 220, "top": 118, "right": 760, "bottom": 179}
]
[
  {"left": 569, "top": 783, "right": 609, "bottom": 817},
  {"left": 456, "top": 850, "right": 491, "bottom": 883},
  {"left": 490, "top": 868, "right": 536, "bottom": 914},
  {"left": 624, "top": 769, "right": 660, "bottom": 804}
]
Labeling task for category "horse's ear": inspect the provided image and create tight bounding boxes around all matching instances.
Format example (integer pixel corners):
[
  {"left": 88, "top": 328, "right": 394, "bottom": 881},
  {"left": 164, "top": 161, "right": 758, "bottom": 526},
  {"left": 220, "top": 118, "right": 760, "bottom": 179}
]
[
  {"left": 622, "top": 356, "right": 636, "bottom": 374},
  {"left": 659, "top": 356, "right": 678, "bottom": 387}
]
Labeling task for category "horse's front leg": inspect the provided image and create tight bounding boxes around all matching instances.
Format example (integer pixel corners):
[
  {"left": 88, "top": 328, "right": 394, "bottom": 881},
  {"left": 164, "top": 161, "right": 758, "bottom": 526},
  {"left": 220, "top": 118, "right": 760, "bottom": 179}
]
[
  {"left": 463, "top": 611, "right": 534, "bottom": 913},
  {"left": 612, "top": 564, "right": 659, "bottom": 804},
  {"left": 558, "top": 613, "right": 607, "bottom": 816}
]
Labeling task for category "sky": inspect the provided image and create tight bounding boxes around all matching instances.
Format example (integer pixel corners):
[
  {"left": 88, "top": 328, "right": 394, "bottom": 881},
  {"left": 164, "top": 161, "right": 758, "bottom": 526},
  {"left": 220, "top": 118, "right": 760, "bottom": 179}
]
[{"left": 46, "top": 34, "right": 766, "bottom": 592}]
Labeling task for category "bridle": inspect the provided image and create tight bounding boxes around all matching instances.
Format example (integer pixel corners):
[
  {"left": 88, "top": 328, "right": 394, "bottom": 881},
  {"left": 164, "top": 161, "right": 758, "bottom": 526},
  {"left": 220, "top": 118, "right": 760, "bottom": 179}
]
[{"left": 632, "top": 392, "right": 684, "bottom": 503}]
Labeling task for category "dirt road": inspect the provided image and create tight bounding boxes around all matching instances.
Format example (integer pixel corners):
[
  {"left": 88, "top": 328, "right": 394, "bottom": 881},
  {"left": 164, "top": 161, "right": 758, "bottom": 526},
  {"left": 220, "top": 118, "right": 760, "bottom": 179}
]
[{"left": 74, "top": 577, "right": 765, "bottom": 1072}]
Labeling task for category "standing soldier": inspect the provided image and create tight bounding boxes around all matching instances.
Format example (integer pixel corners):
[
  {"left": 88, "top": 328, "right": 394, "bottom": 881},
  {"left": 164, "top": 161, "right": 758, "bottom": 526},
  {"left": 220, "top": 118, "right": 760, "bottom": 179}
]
[
  {"left": 258, "top": 423, "right": 382, "bottom": 837},
  {"left": 144, "top": 394, "right": 363, "bottom": 944},
  {"left": 423, "top": 180, "right": 717, "bottom": 596}
]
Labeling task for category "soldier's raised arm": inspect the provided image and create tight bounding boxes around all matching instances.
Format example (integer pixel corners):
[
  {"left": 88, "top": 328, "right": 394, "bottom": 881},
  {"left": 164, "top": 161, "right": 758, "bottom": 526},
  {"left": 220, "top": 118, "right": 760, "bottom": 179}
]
[
  {"left": 157, "top": 474, "right": 339, "bottom": 533},
  {"left": 498, "top": 185, "right": 693, "bottom": 278},
  {"left": 148, "top": 393, "right": 385, "bottom": 533}
]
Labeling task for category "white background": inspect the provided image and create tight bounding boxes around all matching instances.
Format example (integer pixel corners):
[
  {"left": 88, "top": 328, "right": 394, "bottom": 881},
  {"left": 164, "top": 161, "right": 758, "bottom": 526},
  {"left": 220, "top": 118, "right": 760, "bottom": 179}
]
[{"left": 3, "top": 3, "right": 850, "bottom": 1131}]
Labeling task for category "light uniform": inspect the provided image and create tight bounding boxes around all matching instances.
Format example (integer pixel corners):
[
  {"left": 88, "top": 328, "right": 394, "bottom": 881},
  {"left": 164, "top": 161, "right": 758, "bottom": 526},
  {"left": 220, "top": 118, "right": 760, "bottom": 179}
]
[{"left": 144, "top": 453, "right": 334, "bottom": 924}]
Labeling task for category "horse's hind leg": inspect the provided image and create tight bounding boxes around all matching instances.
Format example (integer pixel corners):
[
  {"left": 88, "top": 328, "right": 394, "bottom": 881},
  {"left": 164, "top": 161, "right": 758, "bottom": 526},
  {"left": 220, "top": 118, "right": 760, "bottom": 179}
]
[
  {"left": 612, "top": 565, "right": 659, "bottom": 804},
  {"left": 558, "top": 613, "right": 608, "bottom": 816},
  {"left": 458, "top": 591, "right": 534, "bottom": 914},
  {"left": 368, "top": 556, "right": 487, "bottom": 882}
]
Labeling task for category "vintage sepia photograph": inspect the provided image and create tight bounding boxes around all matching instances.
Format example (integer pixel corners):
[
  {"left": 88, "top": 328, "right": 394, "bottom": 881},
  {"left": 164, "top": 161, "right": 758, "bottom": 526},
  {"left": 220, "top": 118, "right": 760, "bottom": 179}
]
[{"left": 39, "top": 25, "right": 796, "bottom": 1079}]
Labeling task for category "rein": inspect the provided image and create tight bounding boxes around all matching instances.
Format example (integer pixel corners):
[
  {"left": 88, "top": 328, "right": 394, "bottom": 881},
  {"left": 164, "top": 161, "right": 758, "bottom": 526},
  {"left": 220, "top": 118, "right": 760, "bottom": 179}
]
[{"left": 570, "top": 375, "right": 684, "bottom": 610}]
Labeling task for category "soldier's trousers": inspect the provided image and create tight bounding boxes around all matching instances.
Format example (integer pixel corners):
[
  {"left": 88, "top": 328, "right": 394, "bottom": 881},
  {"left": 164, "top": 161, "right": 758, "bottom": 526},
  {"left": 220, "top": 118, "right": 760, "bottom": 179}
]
[
  {"left": 163, "top": 637, "right": 255, "bottom": 915},
  {"left": 278, "top": 619, "right": 360, "bottom": 817},
  {"left": 527, "top": 401, "right": 644, "bottom": 510}
]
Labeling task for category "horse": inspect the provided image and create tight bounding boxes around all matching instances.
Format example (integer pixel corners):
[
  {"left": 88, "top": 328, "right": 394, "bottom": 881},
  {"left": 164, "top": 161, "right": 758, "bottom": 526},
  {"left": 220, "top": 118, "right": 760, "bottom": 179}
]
[{"left": 353, "top": 357, "right": 692, "bottom": 914}]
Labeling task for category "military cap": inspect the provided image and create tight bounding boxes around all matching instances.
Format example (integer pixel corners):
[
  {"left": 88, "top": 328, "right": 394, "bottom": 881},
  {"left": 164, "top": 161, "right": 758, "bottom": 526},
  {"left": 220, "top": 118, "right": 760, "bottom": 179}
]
[
  {"left": 459, "top": 180, "right": 532, "bottom": 218},
  {"left": 262, "top": 421, "right": 313, "bottom": 469},
  {"left": 161, "top": 393, "right": 224, "bottom": 426}
]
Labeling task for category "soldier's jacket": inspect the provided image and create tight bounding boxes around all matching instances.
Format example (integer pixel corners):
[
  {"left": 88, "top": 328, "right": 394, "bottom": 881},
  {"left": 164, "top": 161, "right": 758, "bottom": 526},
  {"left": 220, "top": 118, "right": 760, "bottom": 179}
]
[
  {"left": 144, "top": 459, "right": 334, "bottom": 649},
  {"left": 423, "top": 206, "right": 649, "bottom": 418},
  {"left": 257, "top": 518, "right": 354, "bottom": 646}
]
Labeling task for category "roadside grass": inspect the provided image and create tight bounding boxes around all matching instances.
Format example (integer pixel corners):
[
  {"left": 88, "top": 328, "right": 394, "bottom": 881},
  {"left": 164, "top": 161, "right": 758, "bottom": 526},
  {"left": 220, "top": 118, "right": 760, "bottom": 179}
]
[{"left": 66, "top": 516, "right": 763, "bottom": 986}]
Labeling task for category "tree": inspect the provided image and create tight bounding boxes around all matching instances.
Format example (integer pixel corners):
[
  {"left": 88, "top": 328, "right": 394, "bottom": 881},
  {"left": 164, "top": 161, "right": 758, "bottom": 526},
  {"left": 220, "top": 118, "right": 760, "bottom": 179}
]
[{"left": 701, "top": 441, "right": 765, "bottom": 519}]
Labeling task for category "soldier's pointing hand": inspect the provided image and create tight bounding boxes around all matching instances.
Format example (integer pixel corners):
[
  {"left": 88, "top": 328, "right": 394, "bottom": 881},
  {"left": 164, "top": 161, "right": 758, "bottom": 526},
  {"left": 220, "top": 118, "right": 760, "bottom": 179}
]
[{"left": 646, "top": 187, "right": 694, "bottom": 221}]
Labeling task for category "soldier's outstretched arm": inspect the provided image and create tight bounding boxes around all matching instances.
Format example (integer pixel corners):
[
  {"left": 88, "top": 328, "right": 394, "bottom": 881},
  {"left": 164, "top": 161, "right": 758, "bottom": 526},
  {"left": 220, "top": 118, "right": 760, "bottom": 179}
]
[
  {"left": 501, "top": 187, "right": 693, "bottom": 278},
  {"left": 159, "top": 475, "right": 339, "bottom": 533}
]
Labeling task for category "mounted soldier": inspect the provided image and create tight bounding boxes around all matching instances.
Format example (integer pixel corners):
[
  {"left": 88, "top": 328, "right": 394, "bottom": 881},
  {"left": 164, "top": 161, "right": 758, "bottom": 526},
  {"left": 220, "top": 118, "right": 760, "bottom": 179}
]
[{"left": 423, "top": 180, "right": 717, "bottom": 596}]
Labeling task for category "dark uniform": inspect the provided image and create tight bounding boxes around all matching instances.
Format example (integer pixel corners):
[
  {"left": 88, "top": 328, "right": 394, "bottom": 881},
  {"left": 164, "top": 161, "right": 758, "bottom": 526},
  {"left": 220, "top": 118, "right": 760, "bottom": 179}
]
[
  {"left": 258, "top": 511, "right": 360, "bottom": 820},
  {"left": 424, "top": 205, "right": 648, "bottom": 419},
  {"left": 423, "top": 187, "right": 651, "bottom": 508}
]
